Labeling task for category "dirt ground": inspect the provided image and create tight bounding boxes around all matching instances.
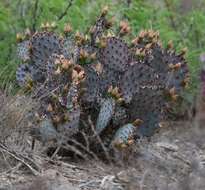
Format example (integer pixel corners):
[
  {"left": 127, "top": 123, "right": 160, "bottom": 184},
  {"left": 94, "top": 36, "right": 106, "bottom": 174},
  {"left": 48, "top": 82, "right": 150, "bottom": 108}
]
[{"left": 0, "top": 119, "right": 205, "bottom": 190}]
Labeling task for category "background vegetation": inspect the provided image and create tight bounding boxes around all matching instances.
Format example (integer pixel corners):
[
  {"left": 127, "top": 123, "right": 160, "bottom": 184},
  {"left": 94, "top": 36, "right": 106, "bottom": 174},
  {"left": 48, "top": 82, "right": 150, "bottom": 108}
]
[{"left": 0, "top": 0, "right": 205, "bottom": 97}]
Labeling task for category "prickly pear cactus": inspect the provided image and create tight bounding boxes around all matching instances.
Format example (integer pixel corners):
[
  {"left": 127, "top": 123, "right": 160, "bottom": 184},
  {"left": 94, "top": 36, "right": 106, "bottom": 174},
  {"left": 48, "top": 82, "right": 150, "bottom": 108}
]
[{"left": 16, "top": 7, "right": 189, "bottom": 155}]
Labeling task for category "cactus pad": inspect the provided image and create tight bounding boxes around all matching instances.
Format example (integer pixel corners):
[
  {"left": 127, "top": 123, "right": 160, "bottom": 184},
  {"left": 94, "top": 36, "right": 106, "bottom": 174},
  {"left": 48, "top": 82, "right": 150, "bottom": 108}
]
[
  {"left": 112, "top": 105, "right": 127, "bottom": 126},
  {"left": 65, "top": 83, "right": 78, "bottom": 109},
  {"left": 82, "top": 66, "right": 101, "bottom": 103},
  {"left": 136, "top": 112, "right": 161, "bottom": 137},
  {"left": 17, "top": 40, "right": 30, "bottom": 62},
  {"left": 128, "top": 88, "right": 166, "bottom": 136},
  {"left": 99, "top": 37, "right": 130, "bottom": 72},
  {"left": 143, "top": 44, "right": 167, "bottom": 73},
  {"left": 129, "top": 88, "right": 165, "bottom": 117},
  {"left": 95, "top": 98, "right": 115, "bottom": 135},
  {"left": 16, "top": 63, "right": 33, "bottom": 87},
  {"left": 90, "top": 14, "right": 109, "bottom": 45},
  {"left": 30, "top": 118, "right": 58, "bottom": 144},
  {"left": 62, "top": 37, "right": 79, "bottom": 62},
  {"left": 112, "top": 123, "right": 135, "bottom": 146},
  {"left": 163, "top": 50, "right": 189, "bottom": 92},
  {"left": 30, "top": 32, "right": 63, "bottom": 68},
  {"left": 121, "top": 63, "right": 165, "bottom": 103},
  {"left": 100, "top": 66, "right": 121, "bottom": 93},
  {"left": 58, "top": 107, "right": 80, "bottom": 137}
]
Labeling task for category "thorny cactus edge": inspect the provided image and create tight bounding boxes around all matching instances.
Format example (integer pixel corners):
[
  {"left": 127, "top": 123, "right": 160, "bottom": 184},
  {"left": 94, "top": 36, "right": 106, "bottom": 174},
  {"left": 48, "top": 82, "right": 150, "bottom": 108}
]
[{"left": 16, "top": 7, "right": 189, "bottom": 152}]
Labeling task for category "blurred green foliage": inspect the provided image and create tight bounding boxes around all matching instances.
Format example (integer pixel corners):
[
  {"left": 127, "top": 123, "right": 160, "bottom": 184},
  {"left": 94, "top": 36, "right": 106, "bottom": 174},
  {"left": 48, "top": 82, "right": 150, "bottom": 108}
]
[{"left": 0, "top": 0, "right": 205, "bottom": 98}]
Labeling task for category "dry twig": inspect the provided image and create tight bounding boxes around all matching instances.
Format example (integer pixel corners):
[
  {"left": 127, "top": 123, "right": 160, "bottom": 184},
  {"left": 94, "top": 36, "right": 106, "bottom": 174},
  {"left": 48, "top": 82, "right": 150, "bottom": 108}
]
[
  {"left": 0, "top": 143, "right": 40, "bottom": 176},
  {"left": 58, "top": 0, "right": 74, "bottom": 21}
]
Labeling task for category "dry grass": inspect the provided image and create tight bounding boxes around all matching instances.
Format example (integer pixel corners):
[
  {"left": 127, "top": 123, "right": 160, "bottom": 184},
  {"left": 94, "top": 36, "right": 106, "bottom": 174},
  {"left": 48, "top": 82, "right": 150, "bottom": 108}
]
[{"left": 0, "top": 91, "right": 35, "bottom": 142}]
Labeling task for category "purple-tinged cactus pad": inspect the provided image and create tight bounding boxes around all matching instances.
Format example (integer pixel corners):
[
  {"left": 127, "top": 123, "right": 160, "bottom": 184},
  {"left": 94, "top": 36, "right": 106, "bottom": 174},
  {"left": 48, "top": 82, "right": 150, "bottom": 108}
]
[
  {"left": 144, "top": 45, "right": 166, "bottom": 72},
  {"left": 163, "top": 51, "right": 189, "bottom": 92},
  {"left": 16, "top": 63, "right": 33, "bottom": 87},
  {"left": 65, "top": 83, "right": 78, "bottom": 109},
  {"left": 91, "top": 15, "right": 108, "bottom": 45},
  {"left": 62, "top": 37, "right": 79, "bottom": 62},
  {"left": 58, "top": 107, "right": 81, "bottom": 137},
  {"left": 30, "top": 32, "right": 63, "bottom": 69},
  {"left": 82, "top": 66, "right": 101, "bottom": 103},
  {"left": 121, "top": 62, "right": 165, "bottom": 103},
  {"left": 128, "top": 87, "right": 165, "bottom": 136},
  {"left": 136, "top": 112, "right": 161, "bottom": 137},
  {"left": 99, "top": 37, "right": 130, "bottom": 72},
  {"left": 129, "top": 87, "right": 165, "bottom": 117},
  {"left": 112, "top": 105, "right": 127, "bottom": 126},
  {"left": 100, "top": 66, "right": 121, "bottom": 94}
]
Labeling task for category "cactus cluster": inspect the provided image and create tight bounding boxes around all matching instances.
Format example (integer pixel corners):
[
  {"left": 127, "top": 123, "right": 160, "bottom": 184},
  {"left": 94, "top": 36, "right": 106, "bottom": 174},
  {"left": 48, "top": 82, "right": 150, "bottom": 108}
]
[{"left": 16, "top": 8, "right": 189, "bottom": 152}]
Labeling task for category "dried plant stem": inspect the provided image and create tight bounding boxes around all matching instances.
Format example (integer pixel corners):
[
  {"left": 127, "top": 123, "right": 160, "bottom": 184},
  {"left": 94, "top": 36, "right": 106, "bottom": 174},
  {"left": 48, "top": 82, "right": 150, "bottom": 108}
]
[
  {"left": 58, "top": 0, "right": 74, "bottom": 21},
  {"left": 0, "top": 143, "right": 40, "bottom": 176}
]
